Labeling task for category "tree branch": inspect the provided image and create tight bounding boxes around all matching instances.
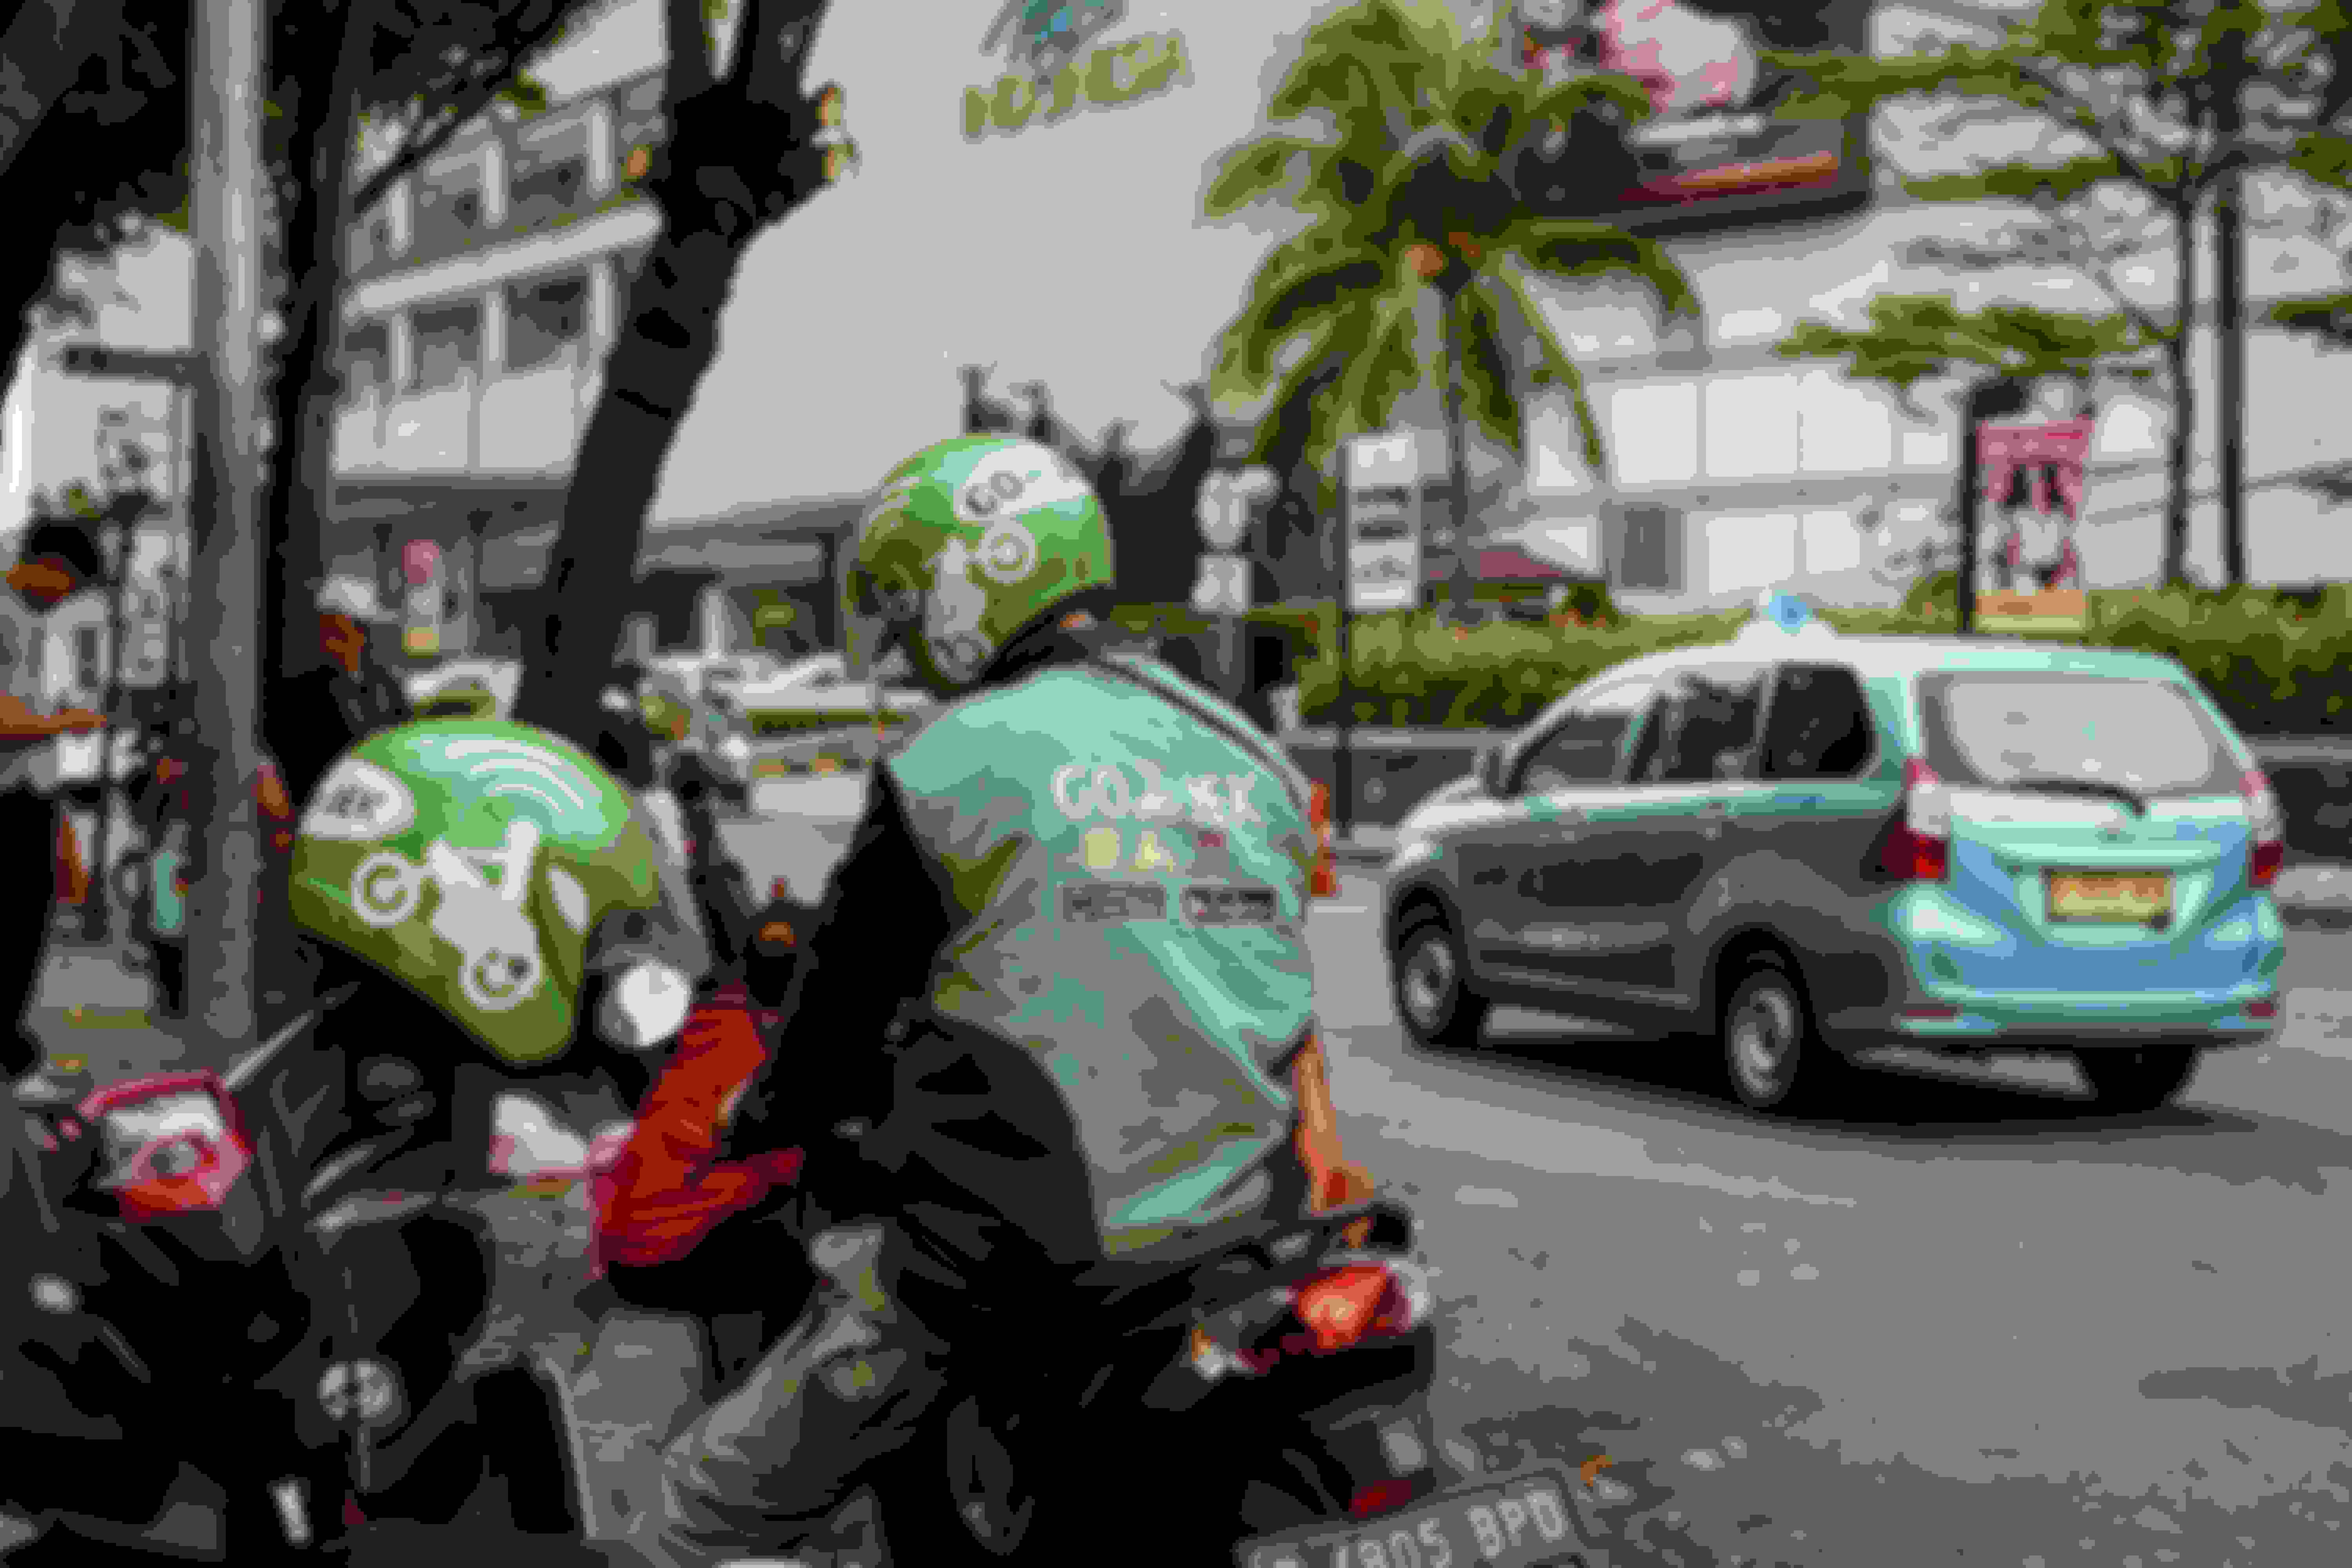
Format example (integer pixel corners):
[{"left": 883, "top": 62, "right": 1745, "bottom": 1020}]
[
  {"left": 666, "top": 0, "right": 714, "bottom": 99},
  {"left": 2010, "top": 59, "right": 2161, "bottom": 189},
  {"left": 732, "top": 0, "right": 831, "bottom": 106},
  {"left": 350, "top": 0, "right": 580, "bottom": 216}
]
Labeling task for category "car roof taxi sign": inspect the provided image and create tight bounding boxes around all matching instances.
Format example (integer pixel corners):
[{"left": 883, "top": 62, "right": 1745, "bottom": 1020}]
[{"left": 1758, "top": 590, "right": 1816, "bottom": 632}]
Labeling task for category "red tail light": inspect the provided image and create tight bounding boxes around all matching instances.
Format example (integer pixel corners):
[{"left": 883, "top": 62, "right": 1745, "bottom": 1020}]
[
  {"left": 1349, "top": 1478, "right": 1417, "bottom": 1518},
  {"left": 2247, "top": 998, "right": 2278, "bottom": 1020},
  {"left": 1879, "top": 759, "right": 1950, "bottom": 882},
  {"left": 1290, "top": 1260, "right": 1425, "bottom": 1354},
  {"left": 2242, "top": 770, "right": 2284, "bottom": 890}
]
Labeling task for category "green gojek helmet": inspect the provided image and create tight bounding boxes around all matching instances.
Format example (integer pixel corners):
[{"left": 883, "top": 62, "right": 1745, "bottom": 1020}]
[{"left": 842, "top": 435, "right": 1115, "bottom": 695}]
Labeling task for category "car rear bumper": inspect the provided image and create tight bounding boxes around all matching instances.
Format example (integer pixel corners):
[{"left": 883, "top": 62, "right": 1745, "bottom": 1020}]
[{"left": 1855, "top": 991, "right": 2281, "bottom": 1052}]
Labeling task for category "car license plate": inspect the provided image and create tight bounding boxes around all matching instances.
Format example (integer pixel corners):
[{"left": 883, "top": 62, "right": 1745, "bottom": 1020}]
[
  {"left": 1235, "top": 1463, "right": 1590, "bottom": 1568},
  {"left": 2047, "top": 869, "right": 2172, "bottom": 923}
]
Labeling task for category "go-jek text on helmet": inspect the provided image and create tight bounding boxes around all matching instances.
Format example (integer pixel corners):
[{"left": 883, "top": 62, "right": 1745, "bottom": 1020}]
[{"left": 842, "top": 434, "right": 1114, "bottom": 696}]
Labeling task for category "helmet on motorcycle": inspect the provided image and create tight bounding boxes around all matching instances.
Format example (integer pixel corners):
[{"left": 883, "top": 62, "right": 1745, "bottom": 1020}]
[{"left": 841, "top": 435, "right": 1113, "bottom": 695}]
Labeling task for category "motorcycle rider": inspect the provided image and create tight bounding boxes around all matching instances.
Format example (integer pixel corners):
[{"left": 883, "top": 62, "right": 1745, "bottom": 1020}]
[
  {"left": 591, "top": 434, "right": 1370, "bottom": 1566},
  {"left": 269, "top": 573, "right": 414, "bottom": 811}
]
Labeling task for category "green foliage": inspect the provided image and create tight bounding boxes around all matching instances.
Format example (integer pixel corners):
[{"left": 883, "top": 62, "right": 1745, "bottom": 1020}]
[
  {"left": 496, "top": 73, "right": 551, "bottom": 118},
  {"left": 1282, "top": 588, "right": 2352, "bottom": 732},
  {"left": 1776, "top": 293, "right": 2158, "bottom": 403},
  {"left": 1201, "top": 0, "right": 1693, "bottom": 486}
]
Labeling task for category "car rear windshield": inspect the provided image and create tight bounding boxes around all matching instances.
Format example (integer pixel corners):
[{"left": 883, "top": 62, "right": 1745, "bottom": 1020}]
[{"left": 1918, "top": 671, "right": 2242, "bottom": 799}]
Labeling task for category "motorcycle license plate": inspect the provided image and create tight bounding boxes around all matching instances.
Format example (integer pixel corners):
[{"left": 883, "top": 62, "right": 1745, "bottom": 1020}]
[{"left": 1235, "top": 1463, "right": 1589, "bottom": 1568}]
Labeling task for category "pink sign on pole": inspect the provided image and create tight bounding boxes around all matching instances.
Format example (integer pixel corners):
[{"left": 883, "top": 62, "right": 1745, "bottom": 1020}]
[{"left": 402, "top": 539, "right": 442, "bottom": 586}]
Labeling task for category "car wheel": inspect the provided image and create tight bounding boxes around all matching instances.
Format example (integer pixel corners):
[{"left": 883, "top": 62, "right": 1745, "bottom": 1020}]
[
  {"left": 1720, "top": 960, "right": 1840, "bottom": 1113},
  {"left": 1392, "top": 915, "right": 1490, "bottom": 1051},
  {"left": 2074, "top": 1045, "right": 2198, "bottom": 1113}
]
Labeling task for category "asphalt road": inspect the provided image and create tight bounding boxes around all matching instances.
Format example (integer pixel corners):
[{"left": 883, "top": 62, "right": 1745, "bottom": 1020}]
[
  {"left": 691, "top": 810, "right": 2352, "bottom": 1568},
  {"left": 33, "top": 806, "right": 2351, "bottom": 1566}
]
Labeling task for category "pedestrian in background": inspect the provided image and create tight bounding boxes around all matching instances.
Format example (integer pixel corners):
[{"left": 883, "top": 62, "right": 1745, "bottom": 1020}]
[
  {"left": 269, "top": 575, "right": 414, "bottom": 811},
  {"left": 0, "top": 523, "right": 107, "bottom": 1081}
]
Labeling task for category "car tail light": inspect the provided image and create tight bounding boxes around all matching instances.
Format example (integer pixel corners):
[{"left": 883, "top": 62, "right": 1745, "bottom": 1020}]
[
  {"left": 2247, "top": 998, "right": 2278, "bottom": 1020},
  {"left": 1878, "top": 759, "right": 1950, "bottom": 882},
  {"left": 1900, "top": 1004, "right": 1959, "bottom": 1021},
  {"left": 2242, "top": 769, "right": 2284, "bottom": 889}
]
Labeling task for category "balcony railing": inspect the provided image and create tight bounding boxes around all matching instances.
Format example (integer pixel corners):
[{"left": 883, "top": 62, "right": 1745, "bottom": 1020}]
[
  {"left": 333, "top": 343, "right": 604, "bottom": 479},
  {"left": 347, "top": 73, "right": 665, "bottom": 280}
]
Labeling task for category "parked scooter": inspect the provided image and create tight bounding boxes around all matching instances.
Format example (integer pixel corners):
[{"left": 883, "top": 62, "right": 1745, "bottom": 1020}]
[{"left": 0, "top": 713, "right": 729, "bottom": 1560}]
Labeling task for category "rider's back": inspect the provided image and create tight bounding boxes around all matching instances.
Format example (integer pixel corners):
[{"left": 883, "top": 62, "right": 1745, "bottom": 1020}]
[{"left": 868, "top": 651, "right": 1319, "bottom": 1303}]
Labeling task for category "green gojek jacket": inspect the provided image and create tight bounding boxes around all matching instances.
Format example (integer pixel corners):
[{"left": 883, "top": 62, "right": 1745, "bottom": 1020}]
[{"left": 883, "top": 648, "right": 1321, "bottom": 1259}]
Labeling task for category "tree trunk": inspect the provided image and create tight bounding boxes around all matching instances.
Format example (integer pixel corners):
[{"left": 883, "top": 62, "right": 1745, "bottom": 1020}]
[
  {"left": 0, "top": 0, "right": 127, "bottom": 185},
  {"left": 510, "top": 227, "right": 745, "bottom": 749},
  {"left": 183, "top": 0, "right": 271, "bottom": 1051},
  {"left": 2162, "top": 200, "right": 2196, "bottom": 589},
  {"left": 510, "top": 1, "right": 841, "bottom": 750},
  {"left": 1440, "top": 291, "right": 1472, "bottom": 621},
  {"left": 262, "top": 0, "right": 377, "bottom": 715}
]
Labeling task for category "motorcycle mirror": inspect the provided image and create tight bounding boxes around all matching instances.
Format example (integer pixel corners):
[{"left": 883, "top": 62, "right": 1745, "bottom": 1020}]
[{"left": 597, "top": 961, "right": 693, "bottom": 1051}]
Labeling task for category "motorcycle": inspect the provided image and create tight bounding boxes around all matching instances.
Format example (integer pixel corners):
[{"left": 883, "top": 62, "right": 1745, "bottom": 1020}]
[
  {"left": 1, "top": 1048, "right": 598, "bottom": 1562},
  {"left": 106, "top": 686, "right": 299, "bottom": 1020},
  {"left": 662, "top": 747, "right": 809, "bottom": 1007},
  {"left": 596, "top": 1022, "right": 1590, "bottom": 1568},
  {"left": 1, "top": 715, "right": 732, "bottom": 1560}
]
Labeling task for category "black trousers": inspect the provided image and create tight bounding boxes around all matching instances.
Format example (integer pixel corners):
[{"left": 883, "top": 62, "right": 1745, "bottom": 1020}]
[{"left": 0, "top": 789, "right": 58, "bottom": 1080}]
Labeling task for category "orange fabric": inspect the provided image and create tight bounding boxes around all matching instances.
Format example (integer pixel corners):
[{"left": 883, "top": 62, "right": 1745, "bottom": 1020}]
[
  {"left": 56, "top": 813, "right": 87, "bottom": 906},
  {"left": 1291, "top": 1033, "right": 1373, "bottom": 1221},
  {"left": 590, "top": 1000, "right": 796, "bottom": 1276},
  {"left": 1308, "top": 783, "right": 1338, "bottom": 898}
]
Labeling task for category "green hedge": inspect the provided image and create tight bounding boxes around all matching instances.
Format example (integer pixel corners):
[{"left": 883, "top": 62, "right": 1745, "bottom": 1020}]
[
  {"left": 745, "top": 708, "right": 916, "bottom": 738},
  {"left": 1282, "top": 586, "right": 2352, "bottom": 733}
]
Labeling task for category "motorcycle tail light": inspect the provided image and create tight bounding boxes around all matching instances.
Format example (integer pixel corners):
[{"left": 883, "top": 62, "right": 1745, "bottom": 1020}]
[
  {"left": 78, "top": 1073, "right": 250, "bottom": 1216},
  {"left": 1349, "top": 1477, "right": 1418, "bottom": 1519},
  {"left": 1289, "top": 1258, "right": 1429, "bottom": 1354}
]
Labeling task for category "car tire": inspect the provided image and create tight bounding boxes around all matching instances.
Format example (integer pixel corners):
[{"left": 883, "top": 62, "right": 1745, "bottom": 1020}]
[
  {"left": 1392, "top": 915, "right": 1490, "bottom": 1051},
  {"left": 2074, "top": 1045, "right": 2198, "bottom": 1113},
  {"left": 1720, "top": 960, "right": 1842, "bottom": 1114}
]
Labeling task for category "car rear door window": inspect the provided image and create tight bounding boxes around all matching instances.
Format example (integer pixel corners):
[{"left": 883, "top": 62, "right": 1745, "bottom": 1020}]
[
  {"left": 1651, "top": 664, "right": 1770, "bottom": 784},
  {"left": 1760, "top": 664, "right": 1875, "bottom": 779},
  {"left": 1514, "top": 679, "right": 1655, "bottom": 793},
  {"left": 1919, "top": 671, "right": 2239, "bottom": 798}
]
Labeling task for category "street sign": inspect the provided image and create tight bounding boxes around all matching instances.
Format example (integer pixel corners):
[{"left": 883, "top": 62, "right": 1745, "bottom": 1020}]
[
  {"left": 1192, "top": 553, "right": 1251, "bottom": 615},
  {"left": 54, "top": 344, "right": 201, "bottom": 381},
  {"left": 1345, "top": 433, "right": 1423, "bottom": 613}
]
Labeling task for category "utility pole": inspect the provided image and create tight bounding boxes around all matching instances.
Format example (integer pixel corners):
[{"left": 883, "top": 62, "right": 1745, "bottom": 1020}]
[
  {"left": 2213, "top": 39, "right": 2249, "bottom": 587},
  {"left": 181, "top": 0, "right": 270, "bottom": 1048}
]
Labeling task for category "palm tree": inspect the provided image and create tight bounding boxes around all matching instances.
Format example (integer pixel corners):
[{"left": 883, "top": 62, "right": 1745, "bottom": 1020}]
[{"left": 1201, "top": 0, "right": 1699, "bottom": 618}]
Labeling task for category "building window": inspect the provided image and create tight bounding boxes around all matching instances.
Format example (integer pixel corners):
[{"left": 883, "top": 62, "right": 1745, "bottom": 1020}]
[
  {"left": 504, "top": 273, "right": 587, "bottom": 373},
  {"left": 73, "top": 626, "right": 103, "bottom": 690},
  {"left": 341, "top": 319, "right": 391, "bottom": 398},
  {"left": 409, "top": 302, "right": 481, "bottom": 391},
  {"left": 508, "top": 146, "right": 589, "bottom": 232},
  {"left": 415, "top": 163, "right": 486, "bottom": 250}
]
